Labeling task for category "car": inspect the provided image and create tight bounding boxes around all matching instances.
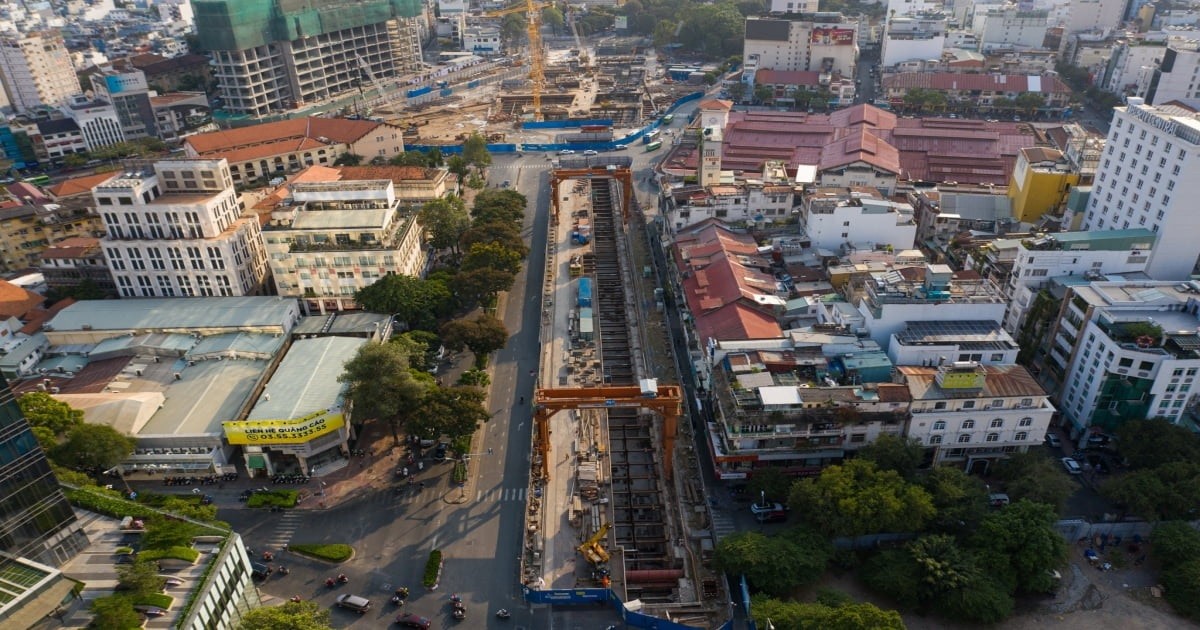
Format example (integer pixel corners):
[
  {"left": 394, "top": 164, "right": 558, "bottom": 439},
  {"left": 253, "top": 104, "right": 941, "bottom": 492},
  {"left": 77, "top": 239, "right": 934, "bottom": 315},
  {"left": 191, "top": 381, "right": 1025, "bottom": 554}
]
[
  {"left": 558, "top": 149, "right": 576, "bottom": 155},
  {"left": 1061, "top": 457, "right": 1082, "bottom": 475},
  {"left": 613, "top": 144, "right": 627, "bottom": 150},
  {"left": 336, "top": 594, "right": 372, "bottom": 614},
  {"left": 250, "top": 562, "right": 273, "bottom": 579},
  {"left": 501, "top": 180, "right": 510, "bottom": 188},
  {"left": 948, "top": 113, "right": 958, "bottom": 119},
  {"left": 395, "top": 612, "right": 433, "bottom": 629},
  {"left": 434, "top": 442, "right": 449, "bottom": 461},
  {"left": 583, "top": 149, "right": 599, "bottom": 156},
  {"left": 750, "top": 502, "right": 788, "bottom": 522},
  {"left": 1045, "top": 433, "right": 1061, "bottom": 448},
  {"left": 988, "top": 493, "right": 1011, "bottom": 507}
]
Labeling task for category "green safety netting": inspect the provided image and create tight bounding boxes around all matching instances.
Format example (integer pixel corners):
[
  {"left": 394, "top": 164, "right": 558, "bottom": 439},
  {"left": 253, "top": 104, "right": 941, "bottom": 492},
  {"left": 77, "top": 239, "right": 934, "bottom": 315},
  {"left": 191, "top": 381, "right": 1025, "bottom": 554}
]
[{"left": 194, "top": 0, "right": 423, "bottom": 51}]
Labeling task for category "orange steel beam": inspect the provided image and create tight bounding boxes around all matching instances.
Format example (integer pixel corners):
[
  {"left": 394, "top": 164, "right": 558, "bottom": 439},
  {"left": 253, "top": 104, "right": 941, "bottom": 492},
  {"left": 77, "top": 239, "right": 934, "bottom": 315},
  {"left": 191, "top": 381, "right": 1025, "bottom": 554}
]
[
  {"left": 548, "top": 168, "right": 633, "bottom": 224},
  {"left": 532, "top": 385, "right": 683, "bottom": 481}
]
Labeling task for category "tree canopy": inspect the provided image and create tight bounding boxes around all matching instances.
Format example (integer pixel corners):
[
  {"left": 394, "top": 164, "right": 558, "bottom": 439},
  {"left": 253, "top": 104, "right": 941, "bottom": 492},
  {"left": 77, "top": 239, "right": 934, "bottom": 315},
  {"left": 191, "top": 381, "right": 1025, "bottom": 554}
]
[
  {"left": 237, "top": 600, "right": 333, "bottom": 630},
  {"left": 339, "top": 342, "right": 429, "bottom": 446},
  {"left": 1103, "top": 461, "right": 1200, "bottom": 521},
  {"left": 454, "top": 267, "right": 516, "bottom": 306},
  {"left": 746, "top": 467, "right": 794, "bottom": 504},
  {"left": 678, "top": 2, "right": 745, "bottom": 57},
  {"left": 19, "top": 391, "right": 84, "bottom": 435},
  {"left": 441, "top": 314, "right": 509, "bottom": 368},
  {"left": 788, "top": 459, "right": 935, "bottom": 538},
  {"left": 52, "top": 423, "right": 135, "bottom": 471},
  {"left": 116, "top": 558, "right": 165, "bottom": 594},
  {"left": 460, "top": 220, "right": 528, "bottom": 257},
  {"left": 415, "top": 385, "right": 491, "bottom": 441},
  {"left": 749, "top": 595, "right": 905, "bottom": 630},
  {"left": 354, "top": 274, "right": 452, "bottom": 331},
  {"left": 90, "top": 596, "right": 143, "bottom": 630},
  {"left": 471, "top": 189, "right": 527, "bottom": 225},
  {"left": 855, "top": 434, "right": 924, "bottom": 481},
  {"left": 919, "top": 466, "right": 989, "bottom": 534},
  {"left": 418, "top": 196, "right": 471, "bottom": 253},
  {"left": 713, "top": 529, "right": 831, "bottom": 596},
  {"left": 992, "top": 451, "right": 1076, "bottom": 512},
  {"left": 1114, "top": 418, "right": 1200, "bottom": 470},
  {"left": 969, "top": 499, "right": 1067, "bottom": 595},
  {"left": 462, "top": 132, "right": 492, "bottom": 170},
  {"left": 462, "top": 242, "right": 524, "bottom": 275}
]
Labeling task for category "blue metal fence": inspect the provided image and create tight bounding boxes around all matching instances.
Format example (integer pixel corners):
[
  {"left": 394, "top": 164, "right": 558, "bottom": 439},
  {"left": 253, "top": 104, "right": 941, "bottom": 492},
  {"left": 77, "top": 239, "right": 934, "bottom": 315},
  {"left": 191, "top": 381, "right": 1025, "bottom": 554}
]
[
  {"left": 522, "top": 118, "right": 615, "bottom": 129},
  {"left": 521, "top": 586, "right": 729, "bottom": 629}
]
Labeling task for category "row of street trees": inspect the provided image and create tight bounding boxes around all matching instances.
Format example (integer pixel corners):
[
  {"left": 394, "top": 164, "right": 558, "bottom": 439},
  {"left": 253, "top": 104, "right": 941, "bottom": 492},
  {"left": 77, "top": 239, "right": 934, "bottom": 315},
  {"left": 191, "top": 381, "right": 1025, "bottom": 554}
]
[
  {"left": 341, "top": 157, "right": 529, "bottom": 449},
  {"left": 718, "top": 436, "right": 1068, "bottom": 627},
  {"left": 20, "top": 391, "right": 135, "bottom": 477}
]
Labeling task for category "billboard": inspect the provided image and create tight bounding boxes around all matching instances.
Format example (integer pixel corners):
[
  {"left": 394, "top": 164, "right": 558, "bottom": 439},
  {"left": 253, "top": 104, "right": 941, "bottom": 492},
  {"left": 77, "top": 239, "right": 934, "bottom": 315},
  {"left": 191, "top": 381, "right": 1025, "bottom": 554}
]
[
  {"left": 223, "top": 410, "right": 344, "bottom": 445},
  {"left": 811, "top": 27, "right": 855, "bottom": 46}
]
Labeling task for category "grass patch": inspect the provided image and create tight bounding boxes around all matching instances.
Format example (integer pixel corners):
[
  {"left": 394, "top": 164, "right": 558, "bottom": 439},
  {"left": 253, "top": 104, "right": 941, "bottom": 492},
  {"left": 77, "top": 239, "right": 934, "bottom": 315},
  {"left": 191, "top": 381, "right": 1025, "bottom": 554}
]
[
  {"left": 133, "top": 593, "right": 173, "bottom": 609},
  {"left": 138, "top": 493, "right": 204, "bottom": 507},
  {"left": 288, "top": 543, "right": 353, "bottom": 563},
  {"left": 423, "top": 549, "right": 443, "bottom": 587},
  {"left": 452, "top": 461, "right": 468, "bottom": 484},
  {"left": 66, "top": 487, "right": 156, "bottom": 520},
  {"left": 245, "top": 489, "right": 298, "bottom": 509},
  {"left": 115, "top": 546, "right": 134, "bottom": 555},
  {"left": 138, "top": 546, "right": 200, "bottom": 564}
]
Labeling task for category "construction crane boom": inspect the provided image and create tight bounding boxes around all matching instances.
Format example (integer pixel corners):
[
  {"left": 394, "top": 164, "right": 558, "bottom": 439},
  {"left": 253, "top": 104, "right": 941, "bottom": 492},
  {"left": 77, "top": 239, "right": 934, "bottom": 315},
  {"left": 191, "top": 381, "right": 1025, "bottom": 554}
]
[
  {"left": 484, "top": 1, "right": 550, "bottom": 121},
  {"left": 358, "top": 58, "right": 405, "bottom": 123}
]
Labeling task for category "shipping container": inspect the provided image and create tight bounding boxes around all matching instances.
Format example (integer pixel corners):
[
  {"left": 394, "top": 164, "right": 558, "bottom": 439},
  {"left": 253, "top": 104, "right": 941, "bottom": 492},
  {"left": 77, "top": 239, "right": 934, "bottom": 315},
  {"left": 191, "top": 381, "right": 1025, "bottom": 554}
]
[{"left": 578, "top": 277, "right": 593, "bottom": 308}]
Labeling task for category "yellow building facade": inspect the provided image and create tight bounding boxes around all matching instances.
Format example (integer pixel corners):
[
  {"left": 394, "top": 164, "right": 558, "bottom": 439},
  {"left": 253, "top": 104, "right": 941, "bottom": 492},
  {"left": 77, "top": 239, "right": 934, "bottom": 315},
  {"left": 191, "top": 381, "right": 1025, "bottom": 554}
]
[{"left": 1007, "top": 147, "right": 1079, "bottom": 223}]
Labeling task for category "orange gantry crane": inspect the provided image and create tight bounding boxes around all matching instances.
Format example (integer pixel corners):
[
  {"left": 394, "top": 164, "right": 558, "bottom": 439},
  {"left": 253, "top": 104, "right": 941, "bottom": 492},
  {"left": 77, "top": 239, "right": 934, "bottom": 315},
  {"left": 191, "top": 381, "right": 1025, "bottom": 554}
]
[
  {"left": 532, "top": 385, "right": 683, "bottom": 482},
  {"left": 484, "top": 0, "right": 550, "bottom": 121}
]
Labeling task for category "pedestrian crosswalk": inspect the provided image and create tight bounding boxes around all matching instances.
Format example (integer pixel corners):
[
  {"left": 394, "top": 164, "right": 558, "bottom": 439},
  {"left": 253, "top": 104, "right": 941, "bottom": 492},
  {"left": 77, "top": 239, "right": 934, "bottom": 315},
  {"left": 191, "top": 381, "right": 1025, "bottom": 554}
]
[
  {"left": 264, "top": 510, "right": 303, "bottom": 548},
  {"left": 710, "top": 510, "right": 737, "bottom": 541},
  {"left": 475, "top": 487, "right": 528, "bottom": 502},
  {"left": 383, "top": 486, "right": 528, "bottom": 505},
  {"left": 489, "top": 163, "right": 552, "bottom": 171}
]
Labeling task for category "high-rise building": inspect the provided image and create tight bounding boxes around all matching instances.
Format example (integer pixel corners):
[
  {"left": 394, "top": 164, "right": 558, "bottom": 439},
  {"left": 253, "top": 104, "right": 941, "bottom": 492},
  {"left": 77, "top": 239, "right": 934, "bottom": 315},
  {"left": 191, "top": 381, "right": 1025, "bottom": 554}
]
[
  {"left": 192, "top": 0, "right": 424, "bottom": 118},
  {"left": 1081, "top": 97, "right": 1200, "bottom": 279},
  {"left": 89, "top": 67, "right": 157, "bottom": 141},
  {"left": 742, "top": 14, "right": 860, "bottom": 85},
  {"left": 92, "top": 159, "right": 270, "bottom": 297},
  {"left": 0, "top": 376, "right": 88, "bottom": 566},
  {"left": 0, "top": 30, "right": 82, "bottom": 113}
]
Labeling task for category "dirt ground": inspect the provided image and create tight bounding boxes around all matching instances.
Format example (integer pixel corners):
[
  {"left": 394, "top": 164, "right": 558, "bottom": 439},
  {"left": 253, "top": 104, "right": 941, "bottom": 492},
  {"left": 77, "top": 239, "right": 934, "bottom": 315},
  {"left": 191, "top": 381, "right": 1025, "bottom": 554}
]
[{"left": 814, "top": 548, "right": 1198, "bottom": 630}]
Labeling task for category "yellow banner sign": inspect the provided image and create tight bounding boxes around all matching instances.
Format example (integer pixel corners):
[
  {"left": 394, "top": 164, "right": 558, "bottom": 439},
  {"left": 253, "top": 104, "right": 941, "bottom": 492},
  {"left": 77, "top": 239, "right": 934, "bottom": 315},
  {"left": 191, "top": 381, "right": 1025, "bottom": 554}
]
[{"left": 223, "top": 410, "right": 344, "bottom": 445}]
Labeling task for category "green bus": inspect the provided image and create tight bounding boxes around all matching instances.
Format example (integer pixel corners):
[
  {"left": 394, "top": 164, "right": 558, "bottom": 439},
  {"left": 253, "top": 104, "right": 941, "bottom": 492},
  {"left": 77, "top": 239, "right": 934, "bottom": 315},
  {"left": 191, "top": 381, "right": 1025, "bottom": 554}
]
[
  {"left": 645, "top": 141, "right": 663, "bottom": 152},
  {"left": 23, "top": 175, "right": 50, "bottom": 186},
  {"left": 662, "top": 113, "right": 675, "bottom": 124}
]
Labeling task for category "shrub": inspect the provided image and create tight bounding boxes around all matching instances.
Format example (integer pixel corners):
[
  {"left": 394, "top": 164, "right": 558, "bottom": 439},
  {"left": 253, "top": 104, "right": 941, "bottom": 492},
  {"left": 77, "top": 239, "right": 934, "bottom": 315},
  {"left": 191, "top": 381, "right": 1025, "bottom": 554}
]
[
  {"left": 138, "top": 546, "right": 200, "bottom": 563},
  {"left": 133, "top": 593, "right": 173, "bottom": 609},
  {"left": 246, "top": 490, "right": 298, "bottom": 509},
  {"left": 288, "top": 543, "right": 353, "bottom": 563},
  {"left": 423, "top": 549, "right": 443, "bottom": 587},
  {"left": 66, "top": 488, "right": 156, "bottom": 520},
  {"left": 452, "top": 461, "right": 468, "bottom": 484}
]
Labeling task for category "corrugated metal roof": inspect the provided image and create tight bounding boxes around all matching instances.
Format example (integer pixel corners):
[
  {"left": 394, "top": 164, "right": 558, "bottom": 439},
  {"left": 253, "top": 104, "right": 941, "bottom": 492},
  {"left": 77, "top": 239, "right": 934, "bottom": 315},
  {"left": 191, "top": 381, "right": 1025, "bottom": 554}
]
[
  {"left": 248, "top": 336, "right": 367, "bottom": 421},
  {"left": 48, "top": 297, "right": 298, "bottom": 333}
]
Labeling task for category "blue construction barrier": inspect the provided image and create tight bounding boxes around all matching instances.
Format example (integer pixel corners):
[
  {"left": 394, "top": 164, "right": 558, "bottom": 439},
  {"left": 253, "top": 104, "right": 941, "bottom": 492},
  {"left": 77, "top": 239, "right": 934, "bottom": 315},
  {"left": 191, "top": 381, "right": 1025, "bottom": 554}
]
[
  {"left": 522, "top": 587, "right": 727, "bottom": 630},
  {"left": 406, "top": 86, "right": 432, "bottom": 99},
  {"left": 467, "top": 79, "right": 481, "bottom": 89},
  {"left": 523, "top": 118, "right": 615, "bottom": 129},
  {"left": 439, "top": 88, "right": 453, "bottom": 97}
]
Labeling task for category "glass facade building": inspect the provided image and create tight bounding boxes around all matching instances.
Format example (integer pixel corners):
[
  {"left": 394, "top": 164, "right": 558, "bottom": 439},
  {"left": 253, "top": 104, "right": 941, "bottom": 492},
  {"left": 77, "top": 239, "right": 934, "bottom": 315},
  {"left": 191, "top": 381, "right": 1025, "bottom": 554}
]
[{"left": 0, "top": 376, "right": 86, "bottom": 566}]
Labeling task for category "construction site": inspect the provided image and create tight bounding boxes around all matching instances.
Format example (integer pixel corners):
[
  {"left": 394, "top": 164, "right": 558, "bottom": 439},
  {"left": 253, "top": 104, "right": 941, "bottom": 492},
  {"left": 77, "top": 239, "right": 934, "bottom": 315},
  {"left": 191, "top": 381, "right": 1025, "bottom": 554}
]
[{"left": 517, "top": 161, "right": 731, "bottom": 629}]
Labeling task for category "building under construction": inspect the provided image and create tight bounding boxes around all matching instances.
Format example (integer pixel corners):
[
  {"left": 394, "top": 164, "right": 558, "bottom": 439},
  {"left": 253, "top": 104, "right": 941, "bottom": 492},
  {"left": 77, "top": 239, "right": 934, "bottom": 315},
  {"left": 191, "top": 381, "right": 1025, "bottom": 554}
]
[{"left": 194, "top": 0, "right": 423, "bottom": 118}]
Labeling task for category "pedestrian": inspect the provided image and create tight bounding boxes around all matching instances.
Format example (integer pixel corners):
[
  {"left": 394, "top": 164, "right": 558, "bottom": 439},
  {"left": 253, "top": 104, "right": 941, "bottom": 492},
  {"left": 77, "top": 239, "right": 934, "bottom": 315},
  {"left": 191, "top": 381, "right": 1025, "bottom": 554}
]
[{"left": 487, "top": 448, "right": 493, "bottom": 455}]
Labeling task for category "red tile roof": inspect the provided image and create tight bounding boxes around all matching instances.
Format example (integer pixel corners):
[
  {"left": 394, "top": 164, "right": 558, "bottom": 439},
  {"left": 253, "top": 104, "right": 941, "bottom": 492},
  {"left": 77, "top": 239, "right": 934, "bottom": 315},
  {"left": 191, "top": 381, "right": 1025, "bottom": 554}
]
[
  {"left": 0, "top": 280, "right": 44, "bottom": 319},
  {"left": 881, "top": 72, "right": 1071, "bottom": 94},
  {"left": 755, "top": 69, "right": 821, "bottom": 86},
  {"left": 818, "top": 128, "right": 901, "bottom": 174},
  {"left": 47, "top": 172, "right": 121, "bottom": 199},
  {"left": 185, "top": 117, "right": 385, "bottom": 159},
  {"left": 694, "top": 302, "right": 783, "bottom": 343},
  {"left": 20, "top": 298, "right": 75, "bottom": 336},
  {"left": 39, "top": 236, "right": 101, "bottom": 260},
  {"left": 699, "top": 99, "right": 734, "bottom": 111}
]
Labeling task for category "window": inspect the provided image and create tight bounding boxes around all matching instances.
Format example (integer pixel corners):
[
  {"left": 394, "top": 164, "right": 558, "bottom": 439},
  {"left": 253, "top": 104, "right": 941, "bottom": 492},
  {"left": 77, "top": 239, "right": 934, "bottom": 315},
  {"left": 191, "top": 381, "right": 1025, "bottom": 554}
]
[
  {"left": 991, "top": 399, "right": 1004, "bottom": 408},
  {"left": 1118, "top": 357, "right": 1133, "bottom": 368},
  {"left": 1015, "top": 431, "right": 1028, "bottom": 441},
  {"left": 957, "top": 434, "right": 972, "bottom": 443},
  {"left": 961, "top": 419, "right": 975, "bottom": 429},
  {"left": 932, "top": 421, "right": 946, "bottom": 430},
  {"left": 928, "top": 435, "right": 943, "bottom": 445},
  {"left": 934, "top": 402, "right": 947, "bottom": 410},
  {"left": 962, "top": 401, "right": 976, "bottom": 409},
  {"left": 990, "top": 418, "right": 1004, "bottom": 428},
  {"left": 986, "top": 433, "right": 1000, "bottom": 442},
  {"left": 1019, "top": 417, "right": 1033, "bottom": 427}
]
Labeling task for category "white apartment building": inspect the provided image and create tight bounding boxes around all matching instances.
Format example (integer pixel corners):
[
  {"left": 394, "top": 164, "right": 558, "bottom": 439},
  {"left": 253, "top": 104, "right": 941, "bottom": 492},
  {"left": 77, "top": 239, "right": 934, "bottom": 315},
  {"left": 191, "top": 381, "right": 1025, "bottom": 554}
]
[
  {"left": 1048, "top": 281, "right": 1200, "bottom": 441},
  {"left": 901, "top": 362, "right": 1053, "bottom": 470},
  {"left": 888, "top": 319, "right": 1020, "bottom": 367},
  {"left": 61, "top": 95, "right": 126, "bottom": 151},
  {"left": 261, "top": 178, "right": 427, "bottom": 313},
  {"left": 1081, "top": 98, "right": 1200, "bottom": 280},
  {"left": 1065, "top": 0, "right": 1126, "bottom": 35},
  {"left": 851, "top": 263, "right": 1009, "bottom": 346},
  {"left": 743, "top": 15, "right": 859, "bottom": 83},
  {"left": 887, "top": 0, "right": 938, "bottom": 17},
  {"left": 1101, "top": 39, "right": 1168, "bottom": 95},
  {"left": 769, "top": 0, "right": 820, "bottom": 11},
  {"left": 1003, "top": 229, "right": 1155, "bottom": 333},
  {"left": 799, "top": 188, "right": 916, "bottom": 252},
  {"left": 463, "top": 26, "right": 502, "bottom": 56},
  {"left": 195, "top": 0, "right": 422, "bottom": 118},
  {"left": 972, "top": 7, "right": 1050, "bottom": 52},
  {"left": 89, "top": 67, "right": 156, "bottom": 140},
  {"left": 881, "top": 14, "right": 948, "bottom": 67},
  {"left": 1140, "top": 47, "right": 1200, "bottom": 105},
  {"left": 0, "top": 30, "right": 81, "bottom": 113},
  {"left": 93, "top": 159, "right": 270, "bottom": 297}
]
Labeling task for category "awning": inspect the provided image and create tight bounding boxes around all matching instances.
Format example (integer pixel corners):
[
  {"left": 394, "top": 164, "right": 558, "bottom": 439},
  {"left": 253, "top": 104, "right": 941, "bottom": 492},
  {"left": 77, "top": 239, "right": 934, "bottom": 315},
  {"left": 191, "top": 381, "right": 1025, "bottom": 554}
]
[{"left": 247, "top": 455, "right": 266, "bottom": 469}]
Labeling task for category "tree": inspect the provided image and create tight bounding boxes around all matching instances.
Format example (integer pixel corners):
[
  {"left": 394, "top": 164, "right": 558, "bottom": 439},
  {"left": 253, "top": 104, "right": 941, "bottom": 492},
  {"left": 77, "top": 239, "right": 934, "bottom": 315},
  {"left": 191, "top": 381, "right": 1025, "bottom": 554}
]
[
  {"left": 993, "top": 451, "right": 1075, "bottom": 511},
  {"left": 746, "top": 467, "right": 793, "bottom": 504},
  {"left": 416, "top": 385, "right": 491, "bottom": 440},
  {"left": 460, "top": 220, "right": 528, "bottom": 257},
  {"left": 542, "top": 6, "right": 565, "bottom": 34},
  {"left": 753, "top": 83, "right": 773, "bottom": 105},
  {"left": 454, "top": 267, "right": 516, "bottom": 306},
  {"left": 447, "top": 155, "right": 470, "bottom": 186},
  {"left": 458, "top": 369, "right": 490, "bottom": 388},
  {"left": 749, "top": 595, "right": 905, "bottom": 630},
  {"left": 1103, "top": 461, "right": 1200, "bottom": 521},
  {"left": 1014, "top": 92, "right": 1046, "bottom": 115},
  {"left": 678, "top": 2, "right": 746, "bottom": 58},
  {"left": 31, "top": 425, "right": 57, "bottom": 451},
  {"left": 52, "top": 423, "right": 135, "bottom": 471},
  {"left": 333, "top": 153, "right": 362, "bottom": 166},
  {"left": 860, "top": 549, "right": 921, "bottom": 609},
  {"left": 713, "top": 530, "right": 830, "bottom": 596},
  {"left": 788, "top": 459, "right": 935, "bottom": 537},
  {"left": 1163, "top": 559, "right": 1200, "bottom": 620},
  {"left": 395, "top": 330, "right": 442, "bottom": 372},
  {"left": 907, "top": 535, "right": 981, "bottom": 601},
  {"left": 339, "top": 342, "right": 430, "bottom": 446},
  {"left": 651, "top": 20, "right": 677, "bottom": 47},
  {"left": 462, "top": 132, "right": 492, "bottom": 170},
  {"left": 18, "top": 391, "right": 84, "bottom": 435},
  {"left": 418, "top": 196, "right": 471, "bottom": 253},
  {"left": 441, "top": 314, "right": 509, "bottom": 368},
  {"left": 238, "top": 600, "right": 333, "bottom": 630},
  {"left": 63, "top": 152, "right": 90, "bottom": 169},
  {"left": 142, "top": 517, "right": 200, "bottom": 550},
  {"left": 462, "top": 242, "right": 523, "bottom": 275},
  {"left": 855, "top": 434, "right": 924, "bottom": 481},
  {"left": 1154, "top": 521, "right": 1200, "bottom": 570},
  {"left": 991, "top": 97, "right": 1015, "bottom": 111},
  {"left": 91, "top": 596, "right": 143, "bottom": 630},
  {"left": 919, "top": 466, "right": 988, "bottom": 534},
  {"left": 970, "top": 499, "right": 1066, "bottom": 595},
  {"left": 727, "top": 82, "right": 747, "bottom": 102},
  {"left": 501, "top": 13, "right": 526, "bottom": 42},
  {"left": 471, "top": 189, "right": 527, "bottom": 225},
  {"left": 354, "top": 274, "right": 452, "bottom": 331},
  {"left": 1114, "top": 418, "right": 1200, "bottom": 470},
  {"left": 117, "top": 558, "right": 165, "bottom": 594},
  {"left": 390, "top": 152, "right": 434, "bottom": 167}
]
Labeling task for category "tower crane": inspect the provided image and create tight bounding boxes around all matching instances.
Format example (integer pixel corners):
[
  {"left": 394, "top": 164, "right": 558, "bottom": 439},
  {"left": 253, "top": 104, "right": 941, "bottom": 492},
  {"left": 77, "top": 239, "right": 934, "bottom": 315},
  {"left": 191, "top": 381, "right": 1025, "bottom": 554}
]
[
  {"left": 484, "top": 0, "right": 551, "bottom": 121},
  {"left": 358, "top": 57, "right": 407, "bottom": 125}
]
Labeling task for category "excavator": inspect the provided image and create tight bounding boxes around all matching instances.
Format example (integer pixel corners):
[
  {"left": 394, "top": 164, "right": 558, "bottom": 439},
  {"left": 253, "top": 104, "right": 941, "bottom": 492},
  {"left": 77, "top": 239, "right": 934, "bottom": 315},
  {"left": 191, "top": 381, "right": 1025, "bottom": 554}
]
[{"left": 577, "top": 522, "right": 610, "bottom": 565}]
